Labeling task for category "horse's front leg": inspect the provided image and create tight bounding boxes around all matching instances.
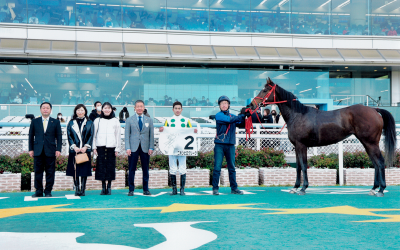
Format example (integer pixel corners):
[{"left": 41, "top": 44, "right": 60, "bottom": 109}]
[
  {"left": 289, "top": 148, "right": 302, "bottom": 194},
  {"left": 296, "top": 144, "right": 308, "bottom": 196}
]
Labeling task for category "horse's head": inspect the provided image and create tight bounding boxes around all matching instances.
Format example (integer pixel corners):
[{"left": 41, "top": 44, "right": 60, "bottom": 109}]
[{"left": 249, "top": 77, "right": 276, "bottom": 111}]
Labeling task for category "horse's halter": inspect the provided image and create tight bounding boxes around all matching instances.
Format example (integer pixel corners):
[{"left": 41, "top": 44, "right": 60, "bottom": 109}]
[
  {"left": 251, "top": 84, "right": 288, "bottom": 109},
  {"left": 244, "top": 84, "right": 289, "bottom": 140}
]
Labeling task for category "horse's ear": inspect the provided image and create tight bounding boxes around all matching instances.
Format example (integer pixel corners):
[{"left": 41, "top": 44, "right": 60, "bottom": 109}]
[{"left": 266, "top": 77, "right": 274, "bottom": 85}]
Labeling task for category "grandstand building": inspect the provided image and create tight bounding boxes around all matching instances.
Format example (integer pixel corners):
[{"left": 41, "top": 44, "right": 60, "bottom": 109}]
[{"left": 0, "top": 0, "right": 399, "bottom": 121}]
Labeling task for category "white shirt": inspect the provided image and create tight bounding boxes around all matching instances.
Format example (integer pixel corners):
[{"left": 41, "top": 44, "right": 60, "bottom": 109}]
[{"left": 92, "top": 117, "right": 121, "bottom": 152}]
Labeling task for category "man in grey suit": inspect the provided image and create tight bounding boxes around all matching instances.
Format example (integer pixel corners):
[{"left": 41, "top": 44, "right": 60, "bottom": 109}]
[{"left": 126, "top": 100, "right": 154, "bottom": 196}]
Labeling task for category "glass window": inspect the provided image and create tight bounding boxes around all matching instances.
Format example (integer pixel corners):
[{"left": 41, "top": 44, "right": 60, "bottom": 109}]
[
  {"left": 76, "top": 0, "right": 122, "bottom": 28},
  {"left": 0, "top": 64, "right": 28, "bottom": 104},
  {"left": 371, "top": 0, "right": 400, "bottom": 36},
  {"left": 331, "top": 0, "right": 370, "bottom": 36},
  {"left": 26, "top": 0, "right": 75, "bottom": 26},
  {"left": 291, "top": 0, "right": 331, "bottom": 35},
  {"left": 210, "top": 0, "right": 250, "bottom": 32},
  {"left": 0, "top": 63, "right": 392, "bottom": 121},
  {"left": 141, "top": 67, "right": 167, "bottom": 106},
  {"left": 250, "top": 0, "right": 291, "bottom": 34},
  {"left": 248, "top": 70, "right": 330, "bottom": 100},
  {"left": 0, "top": 1, "right": 26, "bottom": 24},
  {"left": 122, "top": 0, "right": 167, "bottom": 30},
  {"left": 329, "top": 70, "right": 390, "bottom": 106},
  {"left": 166, "top": 0, "right": 209, "bottom": 31},
  {"left": 207, "top": 69, "right": 240, "bottom": 106}
]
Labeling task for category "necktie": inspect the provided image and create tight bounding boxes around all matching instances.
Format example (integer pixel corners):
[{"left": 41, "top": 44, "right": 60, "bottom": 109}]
[
  {"left": 43, "top": 119, "right": 47, "bottom": 132},
  {"left": 139, "top": 116, "right": 143, "bottom": 131}
]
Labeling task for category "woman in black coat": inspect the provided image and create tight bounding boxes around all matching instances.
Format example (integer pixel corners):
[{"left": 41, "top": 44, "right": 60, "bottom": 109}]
[{"left": 66, "top": 104, "right": 94, "bottom": 196}]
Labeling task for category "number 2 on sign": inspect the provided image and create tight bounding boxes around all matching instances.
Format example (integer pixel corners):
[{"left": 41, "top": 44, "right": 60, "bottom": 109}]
[{"left": 184, "top": 136, "right": 194, "bottom": 150}]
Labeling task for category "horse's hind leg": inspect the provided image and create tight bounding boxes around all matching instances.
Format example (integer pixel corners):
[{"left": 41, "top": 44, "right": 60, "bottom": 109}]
[
  {"left": 368, "top": 167, "right": 380, "bottom": 196},
  {"left": 289, "top": 149, "right": 302, "bottom": 194},
  {"left": 376, "top": 153, "right": 386, "bottom": 197},
  {"left": 365, "top": 144, "right": 386, "bottom": 197}
]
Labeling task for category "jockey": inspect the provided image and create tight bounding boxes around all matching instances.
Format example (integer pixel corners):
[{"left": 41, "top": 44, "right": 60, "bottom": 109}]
[{"left": 159, "top": 101, "right": 197, "bottom": 196}]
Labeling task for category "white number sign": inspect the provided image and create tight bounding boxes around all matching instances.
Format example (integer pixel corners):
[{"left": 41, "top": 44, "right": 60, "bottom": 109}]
[{"left": 159, "top": 127, "right": 198, "bottom": 156}]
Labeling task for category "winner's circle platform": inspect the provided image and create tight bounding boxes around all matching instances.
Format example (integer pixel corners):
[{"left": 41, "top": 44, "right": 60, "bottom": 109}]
[{"left": 1, "top": 186, "right": 400, "bottom": 249}]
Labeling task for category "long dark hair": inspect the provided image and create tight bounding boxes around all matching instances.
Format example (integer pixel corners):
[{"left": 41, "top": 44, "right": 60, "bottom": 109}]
[
  {"left": 72, "top": 104, "right": 89, "bottom": 120},
  {"left": 57, "top": 112, "right": 65, "bottom": 122},
  {"left": 101, "top": 102, "right": 115, "bottom": 118}
]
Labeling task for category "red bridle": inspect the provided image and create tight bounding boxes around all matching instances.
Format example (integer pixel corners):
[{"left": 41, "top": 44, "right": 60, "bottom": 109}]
[{"left": 244, "top": 84, "right": 290, "bottom": 140}]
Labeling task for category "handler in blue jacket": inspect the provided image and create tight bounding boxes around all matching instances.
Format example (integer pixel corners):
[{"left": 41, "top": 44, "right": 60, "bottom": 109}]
[{"left": 212, "top": 96, "right": 251, "bottom": 195}]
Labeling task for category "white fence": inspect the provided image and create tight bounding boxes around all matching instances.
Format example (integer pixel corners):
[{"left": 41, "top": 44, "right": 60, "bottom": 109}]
[{"left": 1, "top": 124, "right": 399, "bottom": 186}]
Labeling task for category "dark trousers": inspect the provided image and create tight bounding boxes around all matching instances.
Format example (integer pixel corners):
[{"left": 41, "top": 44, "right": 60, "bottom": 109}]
[
  {"left": 212, "top": 143, "right": 238, "bottom": 191},
  {"left": 128, "top": 144, "right": 150, "bottom": 192},
  {"left": 34, "top": 150, "right": 56, "bottom": 195}
]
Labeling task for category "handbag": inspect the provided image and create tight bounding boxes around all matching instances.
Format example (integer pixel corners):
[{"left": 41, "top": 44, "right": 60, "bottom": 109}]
[{"left": 75, "top": 152, "right": 89, "bottom": 164}]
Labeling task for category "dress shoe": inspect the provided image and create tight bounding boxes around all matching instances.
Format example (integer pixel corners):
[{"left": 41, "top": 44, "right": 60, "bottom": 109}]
[
  {"left": 45, "top": 193, "right": 52, "bottom": 197},
  {"left": 231, "top": 189, "right": 244, "bottom": 195},
  {"left": 128, "top": 191, "right": 134, "bottom": 196},
  {"left": 143, "top": 191, "right": 152, "bottom": 196},
  {"left": 32, "top": 193, "right": 43, "bottom": 198},
  {"left": 212, "top": 189, "right": 219, "bottom": 195}
]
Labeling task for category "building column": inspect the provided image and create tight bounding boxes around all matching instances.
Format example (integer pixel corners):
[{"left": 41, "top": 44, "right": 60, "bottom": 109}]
[{"left": 391, "top": 70, "right": 400, "bottom": 106}]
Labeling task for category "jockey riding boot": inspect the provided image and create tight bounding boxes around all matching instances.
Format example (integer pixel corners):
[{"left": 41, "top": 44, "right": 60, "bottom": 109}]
[
  {"left": 80, "top": 177, "right": 87, "bottom": 196},
  {"left": 74, "top": 177, "right": 80, "bottom": 196},
  {"left": 106, "top": 180, "right": 112, "bottom": 195},
  {"left": 170, "top": 175, "right": 178, "bottom": 195},
  {"left": 180, "top": 174, "right": 186, "bottom": 196},
  {"left": 100, "top": 181, "right": 106, "bottom": 195}
]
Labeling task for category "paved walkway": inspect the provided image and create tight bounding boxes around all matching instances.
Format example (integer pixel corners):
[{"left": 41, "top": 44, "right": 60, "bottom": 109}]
[{"left": 1, "top": 186, "right": 400, "bottom": 249}]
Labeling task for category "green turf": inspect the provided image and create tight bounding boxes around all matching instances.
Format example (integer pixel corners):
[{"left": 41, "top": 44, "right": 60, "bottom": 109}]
[{"left": 1, "top": 186, "right": 399, "bottom": 249}]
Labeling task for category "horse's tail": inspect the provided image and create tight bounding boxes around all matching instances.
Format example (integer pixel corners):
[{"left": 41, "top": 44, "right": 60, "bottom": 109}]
[{"left": 376, "top": 108, "right": 397, "bottom": 167}]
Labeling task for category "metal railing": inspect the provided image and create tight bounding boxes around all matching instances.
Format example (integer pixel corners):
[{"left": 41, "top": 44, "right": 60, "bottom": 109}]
[{"left": 331, "top": 95, "right": 388, "bottom": 107}]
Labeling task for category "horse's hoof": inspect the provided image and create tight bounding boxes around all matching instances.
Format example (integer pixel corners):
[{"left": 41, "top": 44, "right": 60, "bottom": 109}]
[
  {"left": 375, "top": 192, "right": 384, "bottom": 197},
  {"left": 368, "top": 190, "right": 376, "bottom": 196},
  {"left": 289, "top": 189, "right": 297, "bottom": 194},
  {"left": 297, "top": 190, "right": 306, "bottom": 196}
]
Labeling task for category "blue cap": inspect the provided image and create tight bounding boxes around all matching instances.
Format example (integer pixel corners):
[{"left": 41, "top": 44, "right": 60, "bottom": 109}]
[{"left": 218, "top": 96, "right": 230, "bottom": 105}]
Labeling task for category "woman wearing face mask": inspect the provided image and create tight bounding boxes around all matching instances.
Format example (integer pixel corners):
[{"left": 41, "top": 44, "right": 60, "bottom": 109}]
[
  {"left": 92, "top": 102, "right": 121, "bottom": 195},
  {"left": 89, "top": 101, "right": 102, "bottom": 121},
  {"left": 66, "top": 104, "right": 94, "bottom": 196},
  {"left": 57, "top": 113, "right": 65, "bottom": 123}
]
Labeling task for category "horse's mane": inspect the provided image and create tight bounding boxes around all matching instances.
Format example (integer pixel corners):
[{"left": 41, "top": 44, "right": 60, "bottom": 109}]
[{"left": 274, "top": 83, "right": 310, "bottom": 114}]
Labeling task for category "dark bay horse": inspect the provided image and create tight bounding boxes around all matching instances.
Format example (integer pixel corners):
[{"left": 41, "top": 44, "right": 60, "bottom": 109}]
[{"left": 245, "top": 78, "right": 396, "bottom": 196}]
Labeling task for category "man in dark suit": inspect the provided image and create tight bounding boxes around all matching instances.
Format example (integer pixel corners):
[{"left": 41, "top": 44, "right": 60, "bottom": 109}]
[
  {"left": 29, "top": 102, "right": 62, "bottom": 197},
  {"left": 125, "top": 100, "right": 154, "bottom": 196}
]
